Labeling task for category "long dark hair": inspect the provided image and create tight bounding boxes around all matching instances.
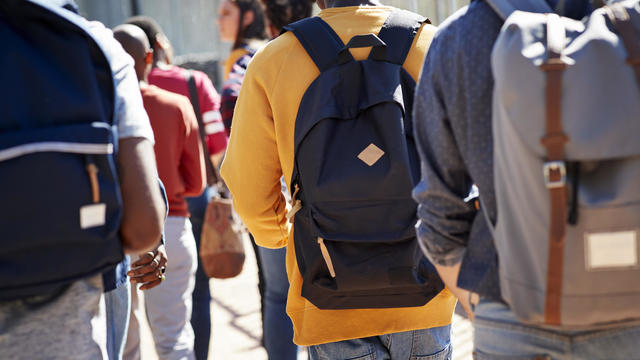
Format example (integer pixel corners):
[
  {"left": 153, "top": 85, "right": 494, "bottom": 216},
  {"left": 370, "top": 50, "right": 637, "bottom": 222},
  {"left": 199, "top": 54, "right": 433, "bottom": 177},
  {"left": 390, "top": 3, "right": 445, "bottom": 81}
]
[
  {"left": 261, "top": 0, "right": 315, "bottom": 33},
  {"left": 231, "top": 0, "right": 268, "bottom": 49}
]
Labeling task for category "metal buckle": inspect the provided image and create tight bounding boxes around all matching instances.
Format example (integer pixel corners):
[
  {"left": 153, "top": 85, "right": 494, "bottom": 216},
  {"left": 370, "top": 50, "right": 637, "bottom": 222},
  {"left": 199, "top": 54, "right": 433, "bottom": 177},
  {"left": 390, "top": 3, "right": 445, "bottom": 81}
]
[{"left": 543, "top": 161, "right": 567, "bottom": 189}]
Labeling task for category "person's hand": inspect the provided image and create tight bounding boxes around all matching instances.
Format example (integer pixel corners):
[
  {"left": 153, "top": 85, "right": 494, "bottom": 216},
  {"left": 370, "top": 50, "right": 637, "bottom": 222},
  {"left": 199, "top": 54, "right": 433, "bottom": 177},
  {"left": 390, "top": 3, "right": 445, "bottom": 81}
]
[
  {"left": 434, "top": 261, "right": 478, "bottom": 322},
  {"left": 128, "top": 244, "right": 168, "bottom": 290}
]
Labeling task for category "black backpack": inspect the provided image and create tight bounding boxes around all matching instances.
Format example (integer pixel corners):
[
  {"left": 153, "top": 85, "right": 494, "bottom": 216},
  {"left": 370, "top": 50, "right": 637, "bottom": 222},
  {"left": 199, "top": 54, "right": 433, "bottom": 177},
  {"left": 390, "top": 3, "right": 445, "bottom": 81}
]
[
  {"left": 283, "top": 9, "right": 444, "bottom": 309},
  {"left": 0, "top": 0, "right": 123, "bottom": 300}
]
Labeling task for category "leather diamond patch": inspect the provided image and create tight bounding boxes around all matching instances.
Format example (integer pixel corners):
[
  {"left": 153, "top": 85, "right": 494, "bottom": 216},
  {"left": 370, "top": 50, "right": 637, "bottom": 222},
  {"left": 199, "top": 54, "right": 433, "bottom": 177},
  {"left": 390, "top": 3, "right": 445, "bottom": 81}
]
[{"left": 357, "top": 143, "right": 384, "bottom": 166}]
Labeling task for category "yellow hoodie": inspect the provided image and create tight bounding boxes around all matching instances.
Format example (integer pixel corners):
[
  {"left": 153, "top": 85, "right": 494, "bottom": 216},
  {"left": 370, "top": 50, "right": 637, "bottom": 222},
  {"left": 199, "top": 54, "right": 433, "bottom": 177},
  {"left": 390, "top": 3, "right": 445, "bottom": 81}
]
[{"left": 221, "top": 6, "right": 456, "bottom": 346}]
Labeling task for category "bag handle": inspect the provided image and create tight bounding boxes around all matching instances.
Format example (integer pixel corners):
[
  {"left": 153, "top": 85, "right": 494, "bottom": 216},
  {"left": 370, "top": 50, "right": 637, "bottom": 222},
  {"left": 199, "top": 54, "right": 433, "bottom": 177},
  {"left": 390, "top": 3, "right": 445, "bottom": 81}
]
[
  {"left": 605, "top": 3, "right": 640, "bottom": 88},
  {"left": 338, "top": 34, "right": 386, "bottom": 64}
]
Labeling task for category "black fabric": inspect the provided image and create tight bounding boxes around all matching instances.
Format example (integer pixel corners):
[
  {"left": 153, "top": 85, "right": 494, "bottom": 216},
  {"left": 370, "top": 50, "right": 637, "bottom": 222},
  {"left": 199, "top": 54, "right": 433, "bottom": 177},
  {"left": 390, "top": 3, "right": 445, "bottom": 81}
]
[
  {"left": 283, "top": 16, "right": 352, "bottom": 71},
  {"left": 0, "top": 0, "right": 122, "bottom": 300},
  {"left": 287, "top": 11, "right": 443, "bottom": 309},
  {"left": 370, "top": 9, "right": 428, "bottom": 64},
  {"left": 340, "top": 34, "right": 387, "bottom": 63}
]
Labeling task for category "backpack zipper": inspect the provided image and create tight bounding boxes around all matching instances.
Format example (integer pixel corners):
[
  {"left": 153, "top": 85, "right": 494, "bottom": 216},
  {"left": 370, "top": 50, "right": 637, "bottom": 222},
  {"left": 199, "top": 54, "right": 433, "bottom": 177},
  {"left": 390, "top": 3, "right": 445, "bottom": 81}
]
[
  {"left": 85, "top": 156, "right": 100, "bottom": 203},
  {"left": 317, "top": 237, "right": 336, "bottom": 278}
]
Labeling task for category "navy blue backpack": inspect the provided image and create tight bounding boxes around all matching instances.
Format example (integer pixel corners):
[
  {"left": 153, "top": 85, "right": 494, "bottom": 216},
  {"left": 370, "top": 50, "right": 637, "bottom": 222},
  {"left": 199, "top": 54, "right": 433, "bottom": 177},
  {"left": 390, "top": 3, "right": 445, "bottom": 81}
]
[
  {"left": 283, "top": 10, "right": 444, "bottom": 309},
  {"left": 0, "top": 0, "right": 123, "bottom": 300}
]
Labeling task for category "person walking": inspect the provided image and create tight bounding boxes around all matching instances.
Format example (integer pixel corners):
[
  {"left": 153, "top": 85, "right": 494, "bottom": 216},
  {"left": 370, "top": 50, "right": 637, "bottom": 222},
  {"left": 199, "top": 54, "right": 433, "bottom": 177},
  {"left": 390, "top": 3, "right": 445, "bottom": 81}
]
[
  {"left": 219, "top": 1, "right": 314, "bottom": 358},
  {"left": 218, "top": 0, "right": 269, "bottom": 83},
  {"left": 412, "top": 0, "right": 640, "bottom": 358},
  {"left": 218, "top": 0, "right": 269, "bottom": 134},
  {"left": 221, "top": 1, "right": 456, "bottom": 359},
  {"left": 123, "top": 16, "right": 228, "bottom": 360},
  {"left": 0, "top": 1, "right": 165, "bottom": 359},
  {"left": 114, "top": 24, "right": 206, "bottom": 360}
]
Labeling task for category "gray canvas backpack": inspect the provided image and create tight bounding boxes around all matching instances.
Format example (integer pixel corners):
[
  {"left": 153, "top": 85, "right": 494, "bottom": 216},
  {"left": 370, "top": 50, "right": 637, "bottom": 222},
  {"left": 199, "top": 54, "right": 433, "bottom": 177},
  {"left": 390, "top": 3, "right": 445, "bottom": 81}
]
[{"left": 486, "top": 0, "right": 640, "bottom": 328}]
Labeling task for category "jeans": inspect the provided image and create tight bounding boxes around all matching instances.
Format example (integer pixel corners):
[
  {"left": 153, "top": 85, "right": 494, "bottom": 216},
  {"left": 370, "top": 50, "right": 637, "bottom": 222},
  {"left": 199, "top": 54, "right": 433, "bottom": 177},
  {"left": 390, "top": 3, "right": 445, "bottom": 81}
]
[
  {"left": 308, "top": 326, "right": 451, "bottom": 360},
  {"left": 186, "top": 188, "right": 214, "bottom": 360},
  {"left": 257, "top": 246, "right": 298, "bottom": 360},
  {"left": 473, "top": 299, "right": 640, "bottom": 359},
  {"left": 105, "top": 279, "right": 131, "bottom": 360},
  {"left": 0, "top": 275, "right": 107, "bottom": 359}
]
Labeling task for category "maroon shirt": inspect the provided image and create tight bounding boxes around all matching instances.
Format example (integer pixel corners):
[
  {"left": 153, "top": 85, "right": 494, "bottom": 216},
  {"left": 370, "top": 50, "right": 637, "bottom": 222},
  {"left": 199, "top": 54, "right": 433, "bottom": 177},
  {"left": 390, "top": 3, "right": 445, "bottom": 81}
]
[{"left": 141, "top": 85, "right": 205, "bottom": 217}]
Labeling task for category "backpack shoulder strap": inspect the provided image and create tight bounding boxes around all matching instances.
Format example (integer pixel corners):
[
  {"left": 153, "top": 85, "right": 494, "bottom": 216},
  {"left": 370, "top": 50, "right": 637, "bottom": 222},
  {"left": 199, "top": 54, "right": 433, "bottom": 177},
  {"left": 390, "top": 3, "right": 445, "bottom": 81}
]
[
  {"left": 606, "top": 2, "right": 640, "bottom": 87},
  {"left": 369, "top": 9, "right": 430, "bottom": 65},
  {"left": 485, "top": 0, "right": 553, "bottom": 20},
  {"left": 282, "top": 17, "right": 352, "bottom": 72}
]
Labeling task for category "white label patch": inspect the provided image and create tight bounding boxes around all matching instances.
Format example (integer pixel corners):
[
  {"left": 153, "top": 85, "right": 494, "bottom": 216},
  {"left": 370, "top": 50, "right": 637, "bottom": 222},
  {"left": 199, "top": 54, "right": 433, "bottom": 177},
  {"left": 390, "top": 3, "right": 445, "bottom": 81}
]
[
  {"left": 586, "top": 230, "right": 638, "bottom": 270},
  {"left": 80, "top": 203, "right": 107, "bottom": 229}
]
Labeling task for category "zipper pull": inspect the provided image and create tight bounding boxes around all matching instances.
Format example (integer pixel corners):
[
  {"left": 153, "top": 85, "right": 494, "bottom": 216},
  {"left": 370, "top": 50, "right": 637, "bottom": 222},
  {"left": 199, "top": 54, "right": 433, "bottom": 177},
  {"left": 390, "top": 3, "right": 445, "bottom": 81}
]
[
  {"left": 85, "top": 158, "right": 100, "bottom": 204},
  {"left": 285, "top": 183, "right": 302, "bottom": 223},
  {"left": 317, "top": 237, "right": 336, "bottom": 278}
]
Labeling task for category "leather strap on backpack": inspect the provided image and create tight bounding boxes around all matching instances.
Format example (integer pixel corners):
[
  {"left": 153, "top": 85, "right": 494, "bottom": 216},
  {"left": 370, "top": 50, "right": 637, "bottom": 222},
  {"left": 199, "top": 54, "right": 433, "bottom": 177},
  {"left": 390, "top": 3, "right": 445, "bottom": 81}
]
[
  {"left": 606, "top": 3, "right": 640, "bottom": 88},
  {"left": 539, "top": 13, "right": 569, "bottom": 326},
  {"left": 184, "top": 70, "right": 221, "bottom": 187}
]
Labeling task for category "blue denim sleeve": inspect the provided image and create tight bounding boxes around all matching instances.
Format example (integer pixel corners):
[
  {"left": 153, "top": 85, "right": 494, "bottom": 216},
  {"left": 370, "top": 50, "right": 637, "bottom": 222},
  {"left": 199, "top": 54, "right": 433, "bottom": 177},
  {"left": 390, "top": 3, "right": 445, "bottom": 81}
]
[
  {"left": 158, "top": 177, "right": 169, "bottom": 245},
  {"left": 412, "top": 28, "right": 477, "bottom": 267}
]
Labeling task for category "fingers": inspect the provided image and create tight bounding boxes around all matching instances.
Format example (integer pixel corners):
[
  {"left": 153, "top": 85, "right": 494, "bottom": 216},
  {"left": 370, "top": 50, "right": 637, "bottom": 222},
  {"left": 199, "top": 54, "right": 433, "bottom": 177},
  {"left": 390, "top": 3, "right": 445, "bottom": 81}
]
[
  {"left": 458, "top": 296, "right": 475, "bottom": 322},
  {"left": 136, "top": 271, "right": 165, "bottom": 291},
  {"left": 128, "top": 261, "right": 157, "bottom": 278},
  {"left": 130, "top": 268, "right": 163, "bottom": 284},
  {"left": 128, "top": 252, "right": 167, "bottom": 277},
  {"left": 129, "top": 245, "right": 168, "bottom": 290},
  {"left": 132, "top": 251, "right": 155, "bottom": 267},
  {"left": 139, "top": 277, "right": 163, "bottom": 291}
]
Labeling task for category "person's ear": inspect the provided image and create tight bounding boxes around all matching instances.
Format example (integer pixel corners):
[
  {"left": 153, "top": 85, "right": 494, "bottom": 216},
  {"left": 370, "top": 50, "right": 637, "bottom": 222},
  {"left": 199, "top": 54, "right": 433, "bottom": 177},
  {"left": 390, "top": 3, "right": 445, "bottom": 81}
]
[
  {"left": 316, "top": 0, "right": 326, "bottom": 9},
  {"left": 145, "top": 49, "right": 154, "bottom": 65},
  {"left": 243, "top": 10, "right": 254, "bottom": 28},
  {"left": 154, "top": 33, "right": 171, "bottom": 52},
  {"left": 154, "top": 33, "right": 173, "bottom": 64}
]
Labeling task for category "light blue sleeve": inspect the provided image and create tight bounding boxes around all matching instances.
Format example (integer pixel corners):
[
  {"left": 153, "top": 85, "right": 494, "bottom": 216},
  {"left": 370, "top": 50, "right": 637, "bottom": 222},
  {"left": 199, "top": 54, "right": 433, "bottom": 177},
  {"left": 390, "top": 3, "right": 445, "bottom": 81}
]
[{"left": 88, "top": 21, "right": 155, "bottom": 142}]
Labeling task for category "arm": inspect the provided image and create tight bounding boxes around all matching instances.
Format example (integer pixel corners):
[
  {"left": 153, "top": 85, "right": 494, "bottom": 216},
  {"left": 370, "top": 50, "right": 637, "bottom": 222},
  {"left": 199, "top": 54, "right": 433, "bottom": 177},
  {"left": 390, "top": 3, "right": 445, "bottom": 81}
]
[
  {"left": 179, "top": 100, "right": 207, "bottom": 197},
  {"left": 118, "top": 137, "right": 166, "bottom": 252},
  {"left": 106, "top": 31, "right": 165, "bottom": 253},
  {"left": 412, "top": 33, "right": 477, "bottom": 317},
  {"left": 220, "top": 57, "right": 289, "bottom": 249}
]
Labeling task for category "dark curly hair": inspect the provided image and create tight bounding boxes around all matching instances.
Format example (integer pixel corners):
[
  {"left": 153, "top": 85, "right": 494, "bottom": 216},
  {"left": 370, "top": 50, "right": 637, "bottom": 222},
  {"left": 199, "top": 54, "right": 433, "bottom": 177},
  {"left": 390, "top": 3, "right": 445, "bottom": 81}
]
[
  {"left": 260, "top": 0, "right": 315, "bottom": 33},
  {"left": 230, "top": 0, "right": 269, "bottom": 49}
]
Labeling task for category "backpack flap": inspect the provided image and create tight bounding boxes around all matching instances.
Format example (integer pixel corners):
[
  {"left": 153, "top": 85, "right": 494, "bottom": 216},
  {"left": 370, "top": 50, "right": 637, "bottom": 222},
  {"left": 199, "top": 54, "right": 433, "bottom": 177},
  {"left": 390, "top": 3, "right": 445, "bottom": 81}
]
[
  {"left": 493, "top": 11, "right": 640, "bottom": 161},
  {"left": 491, "top": 2, "right": 640, "bottom": 327}
]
